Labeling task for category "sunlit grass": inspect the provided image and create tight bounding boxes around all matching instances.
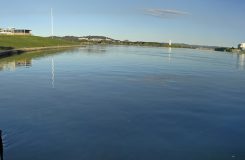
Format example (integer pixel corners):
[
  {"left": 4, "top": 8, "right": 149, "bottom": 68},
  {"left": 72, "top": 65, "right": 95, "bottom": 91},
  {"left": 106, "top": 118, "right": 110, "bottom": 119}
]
[{"left": 0, "top": 35, "right": 79, "bottom": 49}]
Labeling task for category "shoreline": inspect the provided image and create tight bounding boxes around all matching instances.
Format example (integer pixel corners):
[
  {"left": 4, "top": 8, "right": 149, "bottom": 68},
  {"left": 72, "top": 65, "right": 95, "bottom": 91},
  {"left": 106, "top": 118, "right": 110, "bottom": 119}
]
[
  {"left": 0, "top": 45, "right": 83, "bottom": 58},
  {"left": 1, "top": 44, "right": 244, "bottom": 59}
]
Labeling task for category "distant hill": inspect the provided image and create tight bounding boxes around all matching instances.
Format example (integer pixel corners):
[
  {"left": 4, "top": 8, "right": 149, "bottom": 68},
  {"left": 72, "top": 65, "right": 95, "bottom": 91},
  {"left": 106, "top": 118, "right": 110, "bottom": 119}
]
[
  {"left": 49, "top": 36, "right": 81, "bottom": 42},
  {"left": 50, "top": 36, "right": 115, "bottom": 42},
  {"left": 49, "top": 35, "right": 225, "bottom": 51},
  {"left": 78, "top": 36, "right": 116, "bottom": 42}
]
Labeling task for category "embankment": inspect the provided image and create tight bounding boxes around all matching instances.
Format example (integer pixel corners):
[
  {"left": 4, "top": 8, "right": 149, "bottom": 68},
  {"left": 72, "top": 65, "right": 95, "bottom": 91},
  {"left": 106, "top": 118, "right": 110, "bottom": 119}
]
[
  {"left": 0, "top": 35, "right": 82, "bottom": 58},
  {"left": 0, "top": 45, "right": 83, "bottom": 58}
]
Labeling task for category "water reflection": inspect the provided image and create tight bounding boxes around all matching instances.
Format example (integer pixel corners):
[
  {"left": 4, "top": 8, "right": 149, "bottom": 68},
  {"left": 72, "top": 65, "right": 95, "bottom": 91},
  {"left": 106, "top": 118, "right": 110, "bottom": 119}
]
[
  {"left": 237, "top": 54, "right": 245, "bottom": 70},
  {"left": 0, "top": 49, "right": 71, "bottom": 72},
  {"left": 0, "top": 59, "right": 32, "bottom": 71},
  {"left": 80, "top": 46, "right": 107, "bottom": 55},
  {"left": 0, "top": 130, "right": 3, "bottom": 160},
  {"left": 51, "top": 58, "right": 55, "bottom": 88},
  {"left": 168, "top": 47, "right": 172, "bottom": 63},
  {"left": 0, "top": 46, "right": 245, "bottom": 160}
]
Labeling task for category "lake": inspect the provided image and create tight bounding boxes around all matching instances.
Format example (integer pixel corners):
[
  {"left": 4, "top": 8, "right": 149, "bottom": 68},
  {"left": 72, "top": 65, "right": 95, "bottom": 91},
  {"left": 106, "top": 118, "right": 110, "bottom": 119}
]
[{"left": 0, "top": 46, "right": 245, "bottom": 160}]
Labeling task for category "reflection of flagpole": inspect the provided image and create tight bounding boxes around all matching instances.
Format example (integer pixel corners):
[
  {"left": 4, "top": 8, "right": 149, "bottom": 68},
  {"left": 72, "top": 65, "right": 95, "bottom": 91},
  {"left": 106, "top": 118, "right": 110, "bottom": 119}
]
[{"left": 52, "top": 58, "right": 55, "bottom": 88}]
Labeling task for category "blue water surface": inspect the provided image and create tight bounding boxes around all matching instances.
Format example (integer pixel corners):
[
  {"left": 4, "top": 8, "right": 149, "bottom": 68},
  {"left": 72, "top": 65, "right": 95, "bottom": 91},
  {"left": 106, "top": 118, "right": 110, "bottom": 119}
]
[{"left": 0, "top": 46, "right": 245, "bottom": 160}]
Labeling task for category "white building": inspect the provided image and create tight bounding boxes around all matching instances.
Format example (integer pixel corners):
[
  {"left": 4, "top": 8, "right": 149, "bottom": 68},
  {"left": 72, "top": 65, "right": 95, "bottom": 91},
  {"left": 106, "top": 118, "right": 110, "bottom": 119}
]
[
  {"left": 238, "top": 43, "right": 245, "bottom": 50},
  {"left": 78, "top": 37, "right": 89, "bottom": 41},
  {"left": 0, "top": 28, "right": 31, "bottom": 35},
  {"left": 78, "top": 36, "right": 113, "bottom": 42}
]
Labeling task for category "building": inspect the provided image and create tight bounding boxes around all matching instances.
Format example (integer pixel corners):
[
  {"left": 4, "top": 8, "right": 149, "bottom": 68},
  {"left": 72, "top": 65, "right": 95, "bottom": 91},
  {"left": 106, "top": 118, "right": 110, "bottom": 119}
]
[
  {"left": 238, "top": 43, "right": 245, "bottom": 50},
  {"left": 0, "top": 28, "right": 31, "bottom": 35},
  {"left": 78, "top": 37, "right": 91, "bottom": 41},
  {"left": 78, "top": 36, "right": 114, "bottom": 42}
]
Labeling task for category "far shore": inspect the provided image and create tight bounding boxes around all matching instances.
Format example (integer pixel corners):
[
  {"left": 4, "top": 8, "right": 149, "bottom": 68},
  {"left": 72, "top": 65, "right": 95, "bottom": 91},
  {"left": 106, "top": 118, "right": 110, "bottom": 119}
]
[
  {"left": 1, "top": 35, "right": 244, "bottom": 59},
  {"left": 1, "top": 44, "right": 245, "bottom": 59}
]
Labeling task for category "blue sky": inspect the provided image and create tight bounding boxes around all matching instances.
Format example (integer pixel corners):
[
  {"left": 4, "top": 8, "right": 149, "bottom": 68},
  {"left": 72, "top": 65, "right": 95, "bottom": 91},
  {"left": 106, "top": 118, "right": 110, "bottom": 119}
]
[{"left": 0, "top": 0, "right": 244, "bottom": 47}]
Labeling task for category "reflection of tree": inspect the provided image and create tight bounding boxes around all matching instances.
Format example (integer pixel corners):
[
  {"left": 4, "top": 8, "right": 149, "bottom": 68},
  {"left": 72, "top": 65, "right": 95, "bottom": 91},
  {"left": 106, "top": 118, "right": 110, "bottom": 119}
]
[
  {"left": 237, "top": 54, "right": 245, "bottom": 70},
  {"left": 16, "top": 59, "right": 32, "bottom": 67},
  {"left": 81, "top": 46, "right": 107, "bottom": 55}
]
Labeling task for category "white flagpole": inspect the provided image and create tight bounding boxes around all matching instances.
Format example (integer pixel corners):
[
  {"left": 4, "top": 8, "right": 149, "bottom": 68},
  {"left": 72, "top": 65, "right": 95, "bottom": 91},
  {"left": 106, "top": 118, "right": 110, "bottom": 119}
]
[{"left": 51, "top": 8, "right": 54, "bottom": 39}]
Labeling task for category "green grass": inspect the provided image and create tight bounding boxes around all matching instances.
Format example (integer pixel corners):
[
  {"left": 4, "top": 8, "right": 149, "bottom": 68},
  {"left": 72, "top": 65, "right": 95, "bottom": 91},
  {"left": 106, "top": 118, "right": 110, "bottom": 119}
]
[{"left": 0, "top": 35, "right": 80, "bottom": 49}]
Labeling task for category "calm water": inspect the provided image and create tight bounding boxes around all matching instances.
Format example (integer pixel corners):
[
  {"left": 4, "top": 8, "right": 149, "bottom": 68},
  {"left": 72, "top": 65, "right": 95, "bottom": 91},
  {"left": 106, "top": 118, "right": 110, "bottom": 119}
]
[{"left": 0, "top": 46, "right": 245, "bottom": 160}]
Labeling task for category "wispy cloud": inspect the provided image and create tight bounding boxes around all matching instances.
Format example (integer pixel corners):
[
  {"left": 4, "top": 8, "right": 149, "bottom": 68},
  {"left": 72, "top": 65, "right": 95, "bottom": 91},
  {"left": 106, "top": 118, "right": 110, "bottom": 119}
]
[{"left": 144, "top": 9, "right": 190, "bottom": 18}]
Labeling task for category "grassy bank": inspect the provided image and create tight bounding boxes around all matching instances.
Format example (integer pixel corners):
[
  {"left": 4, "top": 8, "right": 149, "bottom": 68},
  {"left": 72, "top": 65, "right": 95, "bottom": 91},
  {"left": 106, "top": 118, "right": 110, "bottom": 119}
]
[{"left": 0, "top": 35, "right": 80, "bottom": 50}]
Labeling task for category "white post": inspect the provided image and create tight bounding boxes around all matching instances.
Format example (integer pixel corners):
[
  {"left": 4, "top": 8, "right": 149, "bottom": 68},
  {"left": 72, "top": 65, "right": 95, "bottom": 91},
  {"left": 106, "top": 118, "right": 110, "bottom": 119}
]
[{"left": 169, "top": 40, "right": 172, "bottom": 47}]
